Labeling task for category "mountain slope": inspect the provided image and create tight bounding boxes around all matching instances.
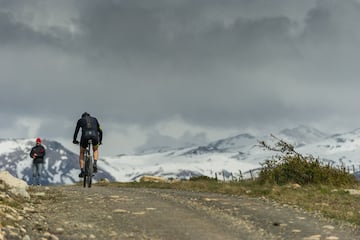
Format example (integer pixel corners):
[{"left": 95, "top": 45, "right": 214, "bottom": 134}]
[
  {"left": 0, "top": 139, "right": 115, "bottom": 185},
  {"left": 279, "top": 125, "right": 329, "bottom": 146},
  {"left": 101, "top": 125, "right": 360, "bottom": 182},
  {"left": 1, "top": 125, "right": 360, "bottom": 184}
]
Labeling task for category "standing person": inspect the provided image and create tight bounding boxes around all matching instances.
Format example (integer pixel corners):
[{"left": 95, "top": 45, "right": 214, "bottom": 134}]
[
  {"left": 29, "top": 138, "right": 46, "bottom": 185},
  {"left": 73, "top": 112, "right": 103, "bottom": 177}
]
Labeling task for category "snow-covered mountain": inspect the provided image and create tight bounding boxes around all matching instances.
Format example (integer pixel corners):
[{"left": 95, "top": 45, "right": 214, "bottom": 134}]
[
  {"left": 0, "top": 139, "right": 115, "bottom": 185},
  {"left": 299, "top": 128, "right": 360, "bottom": 166},
  {"left": 1, "top": 125, "right": 360, "bottom": 184},
  {"left": 98, "top": 126, "right": 357, "bottom": 182},
  {"left": 278, "top": 125, "right": 329, "bottom": 147}
]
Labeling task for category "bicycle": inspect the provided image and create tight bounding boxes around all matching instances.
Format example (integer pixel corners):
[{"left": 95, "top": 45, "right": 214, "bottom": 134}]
[{"left": 83, "top": 139, "right": 94, "bottom": 188}]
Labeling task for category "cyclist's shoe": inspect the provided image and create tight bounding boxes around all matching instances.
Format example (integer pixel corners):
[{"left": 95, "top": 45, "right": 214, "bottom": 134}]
[
  {"left": 78, "top": 171, "right": 85, "bottom": 178},
  {"left": 93, "top": 161, "right": 98, "bottom": 173}
]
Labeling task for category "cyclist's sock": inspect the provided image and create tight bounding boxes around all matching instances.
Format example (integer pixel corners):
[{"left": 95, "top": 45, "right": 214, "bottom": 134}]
[
  {"left": 79, "top": 169, "right": 85, "bottom": 178},
  {"left": 93, "top": 160, "right": 97, "bottom": 173}
]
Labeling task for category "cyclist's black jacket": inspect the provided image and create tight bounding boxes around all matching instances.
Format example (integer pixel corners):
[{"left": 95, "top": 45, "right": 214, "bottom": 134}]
[{"left": 73, "top": 115, "right": 103, "bottom": 143}]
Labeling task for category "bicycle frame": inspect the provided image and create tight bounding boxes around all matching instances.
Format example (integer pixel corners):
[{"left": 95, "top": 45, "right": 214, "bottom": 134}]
[{"left": 83, "top": 139, "right": 93, "bottom": 188}]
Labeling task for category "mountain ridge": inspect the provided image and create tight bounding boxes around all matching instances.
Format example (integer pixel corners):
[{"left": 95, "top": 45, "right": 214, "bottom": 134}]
[
  {"left": 1, "top": 125, "right": 360, "bottom": 184},
  {"left": 0, "top": 138, "right": 115, "bottom": 185}
]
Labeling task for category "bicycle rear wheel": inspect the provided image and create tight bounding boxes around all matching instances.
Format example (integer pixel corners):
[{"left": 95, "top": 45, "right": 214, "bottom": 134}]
[
  {"left": 83, "top": 175, "right": 87, "bottom": 187},
  {"left": 83, "top": 140, "right": 93, "bottom": 188},
  {"left": 87, "top": 156, "right": 93, "bottom": 188},
  {"left": 83, "top": 157, "right": 88, "bottom": 188}
]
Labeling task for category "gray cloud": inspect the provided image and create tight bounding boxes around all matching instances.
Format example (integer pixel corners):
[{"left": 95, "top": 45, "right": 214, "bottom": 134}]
[
  {"left": 1, "top": 0, "right": 360, "bottom": 155},
  {"left": 136, "top": 130, "right": 208, "bottom": 152}
]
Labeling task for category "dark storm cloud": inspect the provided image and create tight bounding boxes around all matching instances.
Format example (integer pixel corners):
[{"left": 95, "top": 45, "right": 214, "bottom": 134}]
[
  {"left": 73, "top": 0, "right": 299, "bottom": 69},
  {"left": 0, "top": 11, "right": 44, "bottom": 46},
  {"left": 0, "top": 3, "right": 73, "bottom": 49},
  {"left": 65, "top": 0, "right": 305, "bottom": 128},
  {"left": 1, "top": 0, "right": 360, "bottom": 154},
  {"left": 136, "top": 130, "right": 207, "bottom": 152}
]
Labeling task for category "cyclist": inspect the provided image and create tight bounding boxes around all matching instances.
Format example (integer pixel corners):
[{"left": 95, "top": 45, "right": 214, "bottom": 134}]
[{"left": 73, "top": 112, "right": 103, "bottom": 177}]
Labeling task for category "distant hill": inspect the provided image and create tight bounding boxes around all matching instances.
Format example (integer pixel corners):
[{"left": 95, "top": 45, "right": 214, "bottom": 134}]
[
  {"left": 100, "top": 125, "right": 360, "bottom": 182},
  {"left": 0, "top": 139, "right": 115, "bottom": 185},
  {"left": 1, "top": 125, "right": 360, "bottom": 184}
]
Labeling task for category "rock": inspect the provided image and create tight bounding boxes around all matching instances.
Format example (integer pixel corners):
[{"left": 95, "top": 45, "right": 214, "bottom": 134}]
[
  {"left": 325, "top": 236, "right": 339, "bottom": 240},
  {"left": 0, "top": 171, "right": 30, "bottom": 199},
  {"left": 55, "top": 227, "right": 65, "bottom": 234},
  {"left": 322, "top": 225, "right": 335, "bottom": 230},
  {"left": 344, "top": 189, "right": 360, "bottom": 195},
  {"left": 113, "top": 208, "right": 130, "bottom": 213},
  {"left": 286, "top": 183, "right": 301, "bottom": 189},
  {"left": 139, "top": 175, "right": 167, "bottom": 183},
  {"left": 303, "top": 234, "right": 321, "bottom": 240},
  {"left": 98, "top": 178, "right": 110, "bottom": 183}
]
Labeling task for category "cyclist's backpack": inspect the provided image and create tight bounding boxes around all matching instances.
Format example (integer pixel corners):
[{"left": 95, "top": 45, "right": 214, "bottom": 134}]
[{"left": 83, "top": 116, "right": 98, "bottom": 138}]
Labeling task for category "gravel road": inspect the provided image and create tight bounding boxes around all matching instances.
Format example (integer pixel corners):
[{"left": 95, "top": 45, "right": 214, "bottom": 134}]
[{"left": 24, "top": 185, "right": 360, "bottom": 240}]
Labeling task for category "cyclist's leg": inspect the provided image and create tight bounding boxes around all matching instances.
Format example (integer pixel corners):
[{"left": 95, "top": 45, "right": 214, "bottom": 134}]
[
  {"left": 79, "top": 136, "right": 87, "bottom": 176},
  {"left": 79, "top": 147, "right": 86, "bottom": 169},
  {"left": 92, "top": 137, "right": 99, "bottom": 172},
  {"left": 91, "top": 136, "right": 99, "bottom": 159},
  {"left": 93, "top": 145, "right": 99, "bottom": 160}
]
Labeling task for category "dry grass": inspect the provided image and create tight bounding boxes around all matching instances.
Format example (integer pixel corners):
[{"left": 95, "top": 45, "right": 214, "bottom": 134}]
[{"left": 266, "top": 184, "right": 360, "bottom": 225}]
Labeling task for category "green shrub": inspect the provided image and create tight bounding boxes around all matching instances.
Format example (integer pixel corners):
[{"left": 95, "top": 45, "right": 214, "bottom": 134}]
[
  {"left": 190, "top": 175, "right": 217, "bottom": 182},
  {"left": 257, "top": 135, "right": 357, "bottom": 186}
]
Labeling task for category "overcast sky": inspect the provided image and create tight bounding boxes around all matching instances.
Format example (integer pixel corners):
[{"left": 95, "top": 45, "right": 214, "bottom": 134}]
[{"left": 1, "top": 0, "right": 360, "bottom": 156}]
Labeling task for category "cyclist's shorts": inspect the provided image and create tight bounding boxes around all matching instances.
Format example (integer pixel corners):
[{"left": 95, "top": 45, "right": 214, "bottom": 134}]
[{"left": 80, "top": 136, "right": 99, "bottom": 149}]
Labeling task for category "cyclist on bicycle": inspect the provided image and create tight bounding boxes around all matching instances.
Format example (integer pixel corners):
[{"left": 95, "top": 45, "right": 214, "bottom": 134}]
[{"left": 73, "top": 112, "right": 103, "bottom": 177}]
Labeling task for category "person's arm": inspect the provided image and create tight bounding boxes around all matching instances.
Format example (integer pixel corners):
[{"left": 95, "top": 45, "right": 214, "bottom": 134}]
[
  {"left": 30, "top": 147, "right": 35, "bottom": 158},
  {"left": 37, "top": 146, "right": 45, "bottom": 158},
  {"left": 73, "top": 119, "right": 81, "bottom": 143},
  {"left": 97, "top": 122, "right": 103, "bottom": 144}
]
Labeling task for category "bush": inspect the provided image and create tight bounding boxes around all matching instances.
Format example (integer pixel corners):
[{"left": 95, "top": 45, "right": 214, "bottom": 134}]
[
  {"left": 257, "top": 135, "right": 356, "bottom": 186},
  {"left": 190, "top": 175, "right": 217, "bottom": 182}
]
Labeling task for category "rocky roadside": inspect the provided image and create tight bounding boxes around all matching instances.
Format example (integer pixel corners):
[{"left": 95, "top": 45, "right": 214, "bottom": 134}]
[
  {"left": 0, "top": 187, "right": 58, "bottom": 240},
  {"left": 0, "top": 170, "right": 57, "bottom": 240}
]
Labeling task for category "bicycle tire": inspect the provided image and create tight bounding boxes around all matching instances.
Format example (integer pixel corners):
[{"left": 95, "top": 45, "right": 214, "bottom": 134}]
[
  {"left": 83, "top": 155, "right": 89, "bottom": 188},
  {"left": 83, "top": 175, "right": 87, "bottom": 188},
  {"left": 87, "top": 156, "right": 93, "bottom": 188},
  {"left": 82, "top": 140, "right": 93, "bottom": 188}
]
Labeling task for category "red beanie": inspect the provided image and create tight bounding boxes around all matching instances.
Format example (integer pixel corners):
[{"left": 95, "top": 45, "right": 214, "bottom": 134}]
[{"left": 36, "top": 138, "right": 42, "bottom": 143}]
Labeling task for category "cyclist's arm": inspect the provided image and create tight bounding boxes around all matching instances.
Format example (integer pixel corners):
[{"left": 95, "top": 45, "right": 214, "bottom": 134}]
[
  {"left": 73, "top": 119, "right": 81, "bottom": 142},
  {"left": 98, "top": 123, "right": 103, "bottom": 143}
]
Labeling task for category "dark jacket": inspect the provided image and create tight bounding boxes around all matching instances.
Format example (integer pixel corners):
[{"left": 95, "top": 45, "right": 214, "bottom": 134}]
[
  {"left": 30, "top": 144, "right": 46, "bottom": 164},
  {"left": 73, "top": 114, "right": 103, "bottom": 143}
]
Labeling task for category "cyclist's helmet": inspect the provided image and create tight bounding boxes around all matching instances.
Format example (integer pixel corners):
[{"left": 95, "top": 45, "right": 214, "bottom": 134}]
[{"left": 82, "top": 112, "right": 90, "bottom": 118}]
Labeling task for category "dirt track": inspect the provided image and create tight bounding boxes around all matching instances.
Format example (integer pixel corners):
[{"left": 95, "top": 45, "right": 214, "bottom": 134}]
[{"left": 23, "top": 185, "right": 360, "bottom": 240}]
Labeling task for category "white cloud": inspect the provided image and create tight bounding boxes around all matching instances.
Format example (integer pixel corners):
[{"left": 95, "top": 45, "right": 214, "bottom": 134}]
[{"left": 15, "top": 117, "right": 42, "bottom": 139}]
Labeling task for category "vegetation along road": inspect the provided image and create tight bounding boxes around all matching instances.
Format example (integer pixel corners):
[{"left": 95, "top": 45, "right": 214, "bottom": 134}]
[{"left": 5, "top": 183, "right": 358, "bottom": 240}]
